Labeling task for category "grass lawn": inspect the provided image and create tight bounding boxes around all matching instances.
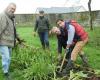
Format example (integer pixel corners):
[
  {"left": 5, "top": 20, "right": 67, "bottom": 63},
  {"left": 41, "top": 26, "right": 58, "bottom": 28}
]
[{"left": 0, "top": 27, "right": 100, "bottom": 80}]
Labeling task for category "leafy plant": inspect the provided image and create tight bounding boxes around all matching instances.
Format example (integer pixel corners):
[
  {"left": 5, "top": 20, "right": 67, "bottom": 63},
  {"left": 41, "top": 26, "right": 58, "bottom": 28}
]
[
  {"left": 11, "top": 44, "right": 57, "bottom": 80},
  {"left": 69, "top": 70, "right": 88, "bottom": 80}
]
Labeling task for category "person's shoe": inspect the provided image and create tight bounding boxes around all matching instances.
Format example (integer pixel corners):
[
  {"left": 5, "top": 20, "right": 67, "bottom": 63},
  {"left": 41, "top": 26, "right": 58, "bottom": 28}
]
[
  {"left": 42, "top": 46, "right": 45, "bottom": 50},
  {"left": 62, "top": 60, "right": 74, "bottom": 75},
  {"left": 4, "top": 73, "right": 11, "bottom": 80},
  {"left": 80, "top": 54, "right": 89, "bottom": 67},
  {"left": 66, "top": 60, "right": 74, "bottom": 70},
  {"left": 62, "top": 68, "right": 70, "bottom": 76},
  {"left": 46, "top": 46, "right": 50, "bottom": 50},
  {"left": 42, "top": 44, "right": 45, "bottom": 50}
]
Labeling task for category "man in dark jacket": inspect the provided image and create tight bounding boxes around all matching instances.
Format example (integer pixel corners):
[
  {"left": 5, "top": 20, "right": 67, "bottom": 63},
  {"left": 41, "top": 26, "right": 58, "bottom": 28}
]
[
  {"left": 50, "top": 26, "right": 88, "bottom": 73},
  {"left": 34, "top": 10, "right": 50, "bottom": 49},
  {"left": 50, "top": 27, "right": 75, "bottom": 61}
]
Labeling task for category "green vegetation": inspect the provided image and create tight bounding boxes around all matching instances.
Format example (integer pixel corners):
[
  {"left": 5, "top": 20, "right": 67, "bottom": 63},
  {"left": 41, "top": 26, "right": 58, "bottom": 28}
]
[{"left": 0, "top": 27, "right": 100, "bottom": 80}]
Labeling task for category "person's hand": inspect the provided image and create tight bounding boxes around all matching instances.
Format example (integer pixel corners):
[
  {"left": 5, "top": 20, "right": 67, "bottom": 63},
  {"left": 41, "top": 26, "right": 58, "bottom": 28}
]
[
  {"left": 65, "top": 48, "right": 70, "bottom": 53},
  {"left": 17, "top": 37, "right": 25, "bottom": 44},
  {"left": 49, "top": 30, "right": 52, "bottom": 35},
  {"left": 32, "top": 32, "right": 37, "bottom": 37}
]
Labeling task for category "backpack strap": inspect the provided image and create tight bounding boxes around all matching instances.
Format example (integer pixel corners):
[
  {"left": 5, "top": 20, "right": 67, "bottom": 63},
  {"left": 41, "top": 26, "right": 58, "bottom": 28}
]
[{"left": 65, "top": 20, "right": 71, "bottom": 30}]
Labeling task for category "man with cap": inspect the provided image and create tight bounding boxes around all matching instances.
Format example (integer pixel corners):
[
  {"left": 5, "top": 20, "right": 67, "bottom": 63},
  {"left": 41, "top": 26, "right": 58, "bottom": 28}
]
[{"left": 34, "top": 10, "right": 50, "bottom": 49}]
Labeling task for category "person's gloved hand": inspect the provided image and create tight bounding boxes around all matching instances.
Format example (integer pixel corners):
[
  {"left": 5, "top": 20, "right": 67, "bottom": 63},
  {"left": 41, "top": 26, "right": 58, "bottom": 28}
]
[
  {"left": 32, "top": 32, "right": 37, "bottom": 37},
  {"left": 65, "top": 48, "right": 70, "bottom": 53},
  {"left": 17, "top": 37, "right": 25, "bottom": 44}
]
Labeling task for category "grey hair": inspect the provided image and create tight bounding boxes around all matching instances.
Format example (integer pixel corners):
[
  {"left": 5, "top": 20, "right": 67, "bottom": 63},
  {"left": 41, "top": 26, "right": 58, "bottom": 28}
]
[
  {"left": 7, "top": 3, "right": 16, "bottom": 8},
  {"left": 5, "top": 3, "right": 16, "bottom": 11}
]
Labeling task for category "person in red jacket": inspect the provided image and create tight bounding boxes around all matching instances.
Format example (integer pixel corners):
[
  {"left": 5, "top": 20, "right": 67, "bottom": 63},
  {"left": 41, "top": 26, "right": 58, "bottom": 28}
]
[{"left": 56, "top": 19, "right": 89, "bottom": 72}]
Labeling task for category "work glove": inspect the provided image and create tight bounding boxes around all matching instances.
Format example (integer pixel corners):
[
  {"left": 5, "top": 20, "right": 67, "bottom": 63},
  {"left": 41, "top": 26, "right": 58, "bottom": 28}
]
[
  {"left": 65, "top": 48, "right": 70, "bottom": 53},
  {"left": 17, "top": 37, "right": 25, "bottom": 44}
]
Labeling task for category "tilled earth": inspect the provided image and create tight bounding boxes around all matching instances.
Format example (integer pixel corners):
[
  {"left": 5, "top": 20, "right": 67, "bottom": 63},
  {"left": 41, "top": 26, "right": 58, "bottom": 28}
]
[{"left": 56, "top": 59, "right": 100, "bottom": 80}]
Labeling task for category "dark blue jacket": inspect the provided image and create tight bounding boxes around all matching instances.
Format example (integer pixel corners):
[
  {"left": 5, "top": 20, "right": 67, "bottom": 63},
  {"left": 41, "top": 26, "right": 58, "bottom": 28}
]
[
  {"left": 57, "top": 27, "right": 80, "bottom": 53},
  {"left": 57, "top": 28, "right": 68, "bottom": 53}
]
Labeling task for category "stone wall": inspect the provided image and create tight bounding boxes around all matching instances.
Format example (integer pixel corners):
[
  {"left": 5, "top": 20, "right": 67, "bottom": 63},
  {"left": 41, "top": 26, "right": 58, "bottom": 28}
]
[{"left": 15, "top": 11, "right": 100, "bottom": 27}]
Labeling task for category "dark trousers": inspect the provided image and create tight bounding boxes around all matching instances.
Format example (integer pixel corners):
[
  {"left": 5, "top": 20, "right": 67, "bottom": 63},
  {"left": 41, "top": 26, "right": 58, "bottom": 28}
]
[
  {"left": 38, "top": 31, "right": 49, "bottom": 49},
  {"left": 66, "top": 45, "right": 75, "bottom": 60},
  {"left": 58, "top": 40, "right": 75, "bottom": 59}
]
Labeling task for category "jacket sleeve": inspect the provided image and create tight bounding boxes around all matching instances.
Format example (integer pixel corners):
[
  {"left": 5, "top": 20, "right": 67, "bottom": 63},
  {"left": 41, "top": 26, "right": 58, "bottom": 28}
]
[
  {"left": 14, "top": 26, "right": 19, "bottom": 39},
  {"left": 11, "top": 18, "right": 19, "bottom": 39},
  {"left": 67, "top": 24, "right": 75, "bottom": 45},
  {"left": 34, "top": 19, "right": 38, "bottom": 32},
  {"left": 0, "top": 15, "right": 7, "bottom": 35},
  {"left": 46, "top": 18, "right": 50, "bottom": 30},
  {"left": 57, "top": 36, "right": 62, "bottom": 53}
]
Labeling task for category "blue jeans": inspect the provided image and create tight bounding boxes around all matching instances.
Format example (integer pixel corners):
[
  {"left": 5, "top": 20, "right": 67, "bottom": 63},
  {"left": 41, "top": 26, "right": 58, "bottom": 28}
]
[
  {"left": 38, "top": 31, "right": 49, "bottom": 49},
  {"left": 0, "top": 46, "right": 12, "bottom": 73}
]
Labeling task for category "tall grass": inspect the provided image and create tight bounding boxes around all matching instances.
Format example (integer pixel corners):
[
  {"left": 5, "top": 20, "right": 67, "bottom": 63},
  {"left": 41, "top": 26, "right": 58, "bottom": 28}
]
[{"left": 0, "top": 27, "right": 100, "bottom": 80}]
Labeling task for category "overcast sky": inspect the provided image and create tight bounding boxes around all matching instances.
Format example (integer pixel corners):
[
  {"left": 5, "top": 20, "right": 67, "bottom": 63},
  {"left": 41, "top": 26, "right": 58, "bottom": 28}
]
[{"left": 0, "top": 0, "right": 99, "bottom": 14}]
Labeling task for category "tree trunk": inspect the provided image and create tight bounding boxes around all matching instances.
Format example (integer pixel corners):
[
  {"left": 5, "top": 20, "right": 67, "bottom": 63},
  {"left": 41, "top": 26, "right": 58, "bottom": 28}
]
[{"left": 88, "top": 0, "right": 93, "bottom": 30}]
